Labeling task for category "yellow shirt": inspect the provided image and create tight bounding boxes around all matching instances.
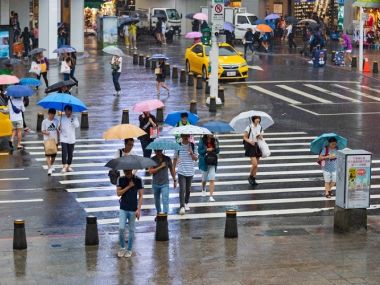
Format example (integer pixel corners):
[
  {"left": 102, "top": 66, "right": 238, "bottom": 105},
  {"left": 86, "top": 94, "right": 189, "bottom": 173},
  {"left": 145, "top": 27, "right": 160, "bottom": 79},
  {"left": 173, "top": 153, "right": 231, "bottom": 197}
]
[{"left": 128, "top": 24, "right": 137, "bottom": 36}]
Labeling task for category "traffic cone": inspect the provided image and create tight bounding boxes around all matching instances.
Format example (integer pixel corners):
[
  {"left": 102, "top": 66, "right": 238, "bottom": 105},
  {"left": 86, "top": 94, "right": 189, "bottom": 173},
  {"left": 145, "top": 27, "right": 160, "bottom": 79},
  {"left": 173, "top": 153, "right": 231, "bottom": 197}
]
[{"left": 363, "top": 57, "right": 371, "bottom": 73}]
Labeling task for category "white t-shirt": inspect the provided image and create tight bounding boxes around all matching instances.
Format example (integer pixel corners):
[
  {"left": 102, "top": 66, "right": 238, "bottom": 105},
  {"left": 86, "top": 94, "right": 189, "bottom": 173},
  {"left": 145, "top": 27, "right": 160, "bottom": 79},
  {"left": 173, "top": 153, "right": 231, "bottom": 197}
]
[
  {"left": 59, "top": 115, "right": 79, "bottom": 144},
  {"left": 111, "top": 56, "right": 122, "bottom": 72},
  {"left": 7, "top": 97, "right": 25, "bottom": 122},
  {"left": 162, "top": 22, "right": 166, "bottom": 34},
  {"left": 245, "top": 124, "right": 263, "bottom": 143},
  {"left": 286, "top": 25, "right": 293, "bottom": 36},
  {"left": 123, "top": 25, "right": 129, "bottom": 37},
  {"left": 114, "top": 149, "right": 136, "bottom": 158},
  {"left": 41, "top": 118, "right": 59, "bottom": 142}
]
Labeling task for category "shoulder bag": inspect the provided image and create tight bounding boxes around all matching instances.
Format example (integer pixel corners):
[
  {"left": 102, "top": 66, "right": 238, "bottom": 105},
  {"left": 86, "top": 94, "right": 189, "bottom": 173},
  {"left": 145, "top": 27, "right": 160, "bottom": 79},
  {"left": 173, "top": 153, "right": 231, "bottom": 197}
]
[{"left": 44, "top": 138, "right": 58, "bottom": 155}]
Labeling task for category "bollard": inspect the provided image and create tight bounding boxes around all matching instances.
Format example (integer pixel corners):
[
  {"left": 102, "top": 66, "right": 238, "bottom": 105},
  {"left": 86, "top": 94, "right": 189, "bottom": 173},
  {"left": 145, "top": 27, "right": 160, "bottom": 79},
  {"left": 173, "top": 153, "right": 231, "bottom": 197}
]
[
  {"left": 205, "top": 80, "right": 210, "bottom": 94},
  {"left": 209, "top": 97, "right": 217, "bottom": 112},
  {"left": 121, "top": 109, "right": 129, "bottom": 124},
  {"left": 155, "top": 213, "right": 169, "bottom": 241},
  {"left": 85, "top": 216, "right": 99, "bottom": 246},
  {"left": 351, "top": 56, "right": 357, "bottom": 68},
  {"left": 373, "top": 61, "right": 379, "bottom": 74},
  {"left": 13, "top": 220, "right": 27, "bottom": 250},
  {"left": 179, "top": 69, "right": 186, "bottom": 83},
  {"left": 196, "top": 75, "right": 203, "bottom": 89},
  {"left": 190, "top": 100, "right": 197, "bottom": 114},
  {"left": 165, "top": 63, "right": 170, "bottom": 77},
  {"left": 331, "top": 51, "right": 336, "bottom": 63},
  {"left": 138, "top": 54, "right": 144, "bottom": 66},
  {"left": 80, "top": 111, "right": 89, "bottom": 129},
  {"left": 156, "top": 107, "right": 164, "bottom": 124},
  {"left": 151, "top": 60, "right": 157, "bottom": 70},
  {"left": 187, "top": 72, "right": 194, "bottom": 86},
  {"left": 36, "top": 112, "right": 44, "bottom": 132},
  {"left": 133, "top": 53, "right": 138, "bottom": 65},
  {"left": 145, "top": 56, "right": 150, "bottom": 68},
  {"left": 224, "top": 210, "right": 238, "bottom": 238},
  {"left": 218, "top": 87, "right": 225, "bottom": 103},
  {"left": 172, "top": 66, "right": 178, "bottom": 79}
]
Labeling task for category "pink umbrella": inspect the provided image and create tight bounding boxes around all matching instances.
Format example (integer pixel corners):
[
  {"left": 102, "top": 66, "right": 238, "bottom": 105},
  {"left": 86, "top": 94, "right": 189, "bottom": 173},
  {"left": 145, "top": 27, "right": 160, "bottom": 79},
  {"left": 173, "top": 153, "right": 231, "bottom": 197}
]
[
  {"left": 193, "top": 13, "right": 208, "bottom": 21},
  {"left": 185, "top": 32, "right": 202, "bottom": 39},
  {"left": 133, "top": 99, "right": 164, "bottom": 112},
  {"left": 0, "top": 75, "right": 19, "bottom": 85}
]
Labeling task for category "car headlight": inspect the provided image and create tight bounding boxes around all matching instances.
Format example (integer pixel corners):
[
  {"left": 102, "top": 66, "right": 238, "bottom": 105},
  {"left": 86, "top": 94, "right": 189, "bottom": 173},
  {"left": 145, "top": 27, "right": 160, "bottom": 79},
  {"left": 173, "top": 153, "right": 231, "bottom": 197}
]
[{"left": 240, "top": 63, "right": 248, "bottom": 68}]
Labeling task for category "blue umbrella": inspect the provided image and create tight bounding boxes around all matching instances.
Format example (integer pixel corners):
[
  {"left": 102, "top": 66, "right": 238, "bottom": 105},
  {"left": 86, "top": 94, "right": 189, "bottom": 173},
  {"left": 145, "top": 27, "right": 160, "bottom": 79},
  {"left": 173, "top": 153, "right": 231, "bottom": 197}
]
[
  {"left": 19, "top": 77, "right": 41, "bottom": 87},
  {"left": 164, "top": 110, "right": 199, "bottom": 126},
  {"left": 201, "top": 120, "right": 235, "bottom": 133},
  {"left": 224, "top": 22, "right": 234, "bottom": 32},
  {"left": 254, "top": 19, "right": 265, "bottom": 25},
  {"left": 310, "top": 133, "right": 348, "bottom": 155},
  {"left": 6, "top": 85, "right": 35, "bottom": 97},
  {"left": 53, "top": 45, "right": 76, "bottom": 54},
  {"left": 147, "top": 139, "right": 181, "bottom": 151},
  {"left": 37, "top": 92, "right": 87, "bottom": 112},
  {"left": 265, "top": 13, "right": 280, "bottom": 20},
  {"left": 149, "top": 54, "right": 169, "bottom": 61}
]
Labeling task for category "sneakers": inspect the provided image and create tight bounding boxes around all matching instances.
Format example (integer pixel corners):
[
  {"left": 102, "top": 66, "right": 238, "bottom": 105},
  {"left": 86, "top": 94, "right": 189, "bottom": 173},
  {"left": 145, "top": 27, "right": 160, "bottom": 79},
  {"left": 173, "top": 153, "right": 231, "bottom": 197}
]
[
  {"left": 209, "top": 196, "right": 215, "bottom": 202},
  {"left": 67, "top": 167, "right": 74, "bottom": 172},
  {"left": 179, "top": 207, "right": 185, "bottom": 215},
  {"left": 201, "top": 189, "right": 206, "bottom": 197},
  {"left": 185, "top": 204, "right": 190, "bottom": 211},
  {"left": 117, "top": 248, "right": 126, "bottom": 258},
  {"left": 61, "top": 167, "right": 67, "bottom": 174},
  {"left": 48, "top": 168, "right": 53, "bottom": 176},
  {"left": 124, "top": 250, "right": 133, "bottom": 258}
]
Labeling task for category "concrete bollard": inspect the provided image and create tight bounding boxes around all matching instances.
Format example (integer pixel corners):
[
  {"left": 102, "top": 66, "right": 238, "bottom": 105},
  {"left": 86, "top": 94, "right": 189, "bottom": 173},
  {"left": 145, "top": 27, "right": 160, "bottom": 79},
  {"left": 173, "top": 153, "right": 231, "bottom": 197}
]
[
  {"left": 156, "top": 107, "right": 164, "bottom": 124},
  {"left": 196, "top": 75, "right": 203, "bottom": 89},
  {"left": 133, "top": 53, "right": 138, "bottom": 65},
  {"left": 187, "top": 72, "right": 194, "bottom": 86},
  {"left": 85, "top": 216, "right": 99, "bottom": 246},
  {"left": 155, "top": 213, "right": 169, "bottom": 241},
  {"left": 224, "top": 210, "right": 238, "bottom": 238},
  {"left": 331, "top": 51, "right": 336, "bottom": 63},
  {"left": 145, "top": 56, "right": 150, "bottom": 68},
  {"left": 13, "top": 220, "right": 27, "bottom": 250},
  {"left": 138, "top": 54, "right": 144, "bottom": 66},
  {"left": 373, "top": 61, "right": 379, "bottom": 74},
  {"left": 121, "top": 109, "right": 129, "bottom": 124},
  {"left": 209, "top": 97, "right": 217, "bottom": 113},
  {"left": 351, "top": 57, "right": 357, "bottom": 69},
  {"left": 218, "top": 87, "right": 225, "bottom": 103},
  {"left": 172, "top": 66, "right": 178, "bottom": 79},
  {"left": 165, "top": 63, "right": 170, "bottom": 77},
  {"left": 179, "top": 69, "right": 186, "bottom": 83},
  {"left": 190, "top": 100, "right": 197, "bottom": 114},
  {"left": 36, "top": 112, "right": 44, "bottom": 132},
  {"left": 80, "top": 111, "right": 89, "bottom": 129},
  {"left": 151, "top": 60, "right": 157, "bottom": 70},
  {"left": 205, "top": 80, "right": 210, "bottom": 95}
]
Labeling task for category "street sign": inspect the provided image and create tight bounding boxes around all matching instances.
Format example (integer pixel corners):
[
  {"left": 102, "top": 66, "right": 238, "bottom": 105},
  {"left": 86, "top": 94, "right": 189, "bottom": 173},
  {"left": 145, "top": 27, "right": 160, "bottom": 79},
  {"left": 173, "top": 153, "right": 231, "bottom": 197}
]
[{"left": 212, "top": 0, "right": 224, "bottom": 32}]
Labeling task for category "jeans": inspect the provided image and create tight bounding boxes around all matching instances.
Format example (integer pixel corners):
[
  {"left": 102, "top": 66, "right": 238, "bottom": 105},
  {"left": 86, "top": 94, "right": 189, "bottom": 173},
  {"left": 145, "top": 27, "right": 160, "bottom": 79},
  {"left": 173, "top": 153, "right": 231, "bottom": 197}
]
[
  {"left": 288, "top": 33, "right": 297, "bottom": 49},
  {"left": 140, "top": 139, "right": 153, "bottom": 158},
  {"left": 153, "top": 184, "right": 169, "bottom": 214},
  {"left": 178, "top": 174, "right": 193, "bottom": 208},
  {"left": 37, "top": 72, "right": 48, "bottom": 87},
  {"left": 70, "top": 66, "right": 78, "bottom": 84},
  {"left": 58, "top": 37, "right": 66, "bottom": 48},
  {"left": 119, "top": 210, "right": 136, "bottom": 251},
  {"left": 61, "top": 143, "right": 74, "bottom": 165},
  {"left": 112, "top": 71, "right": 121, "bottom": 92},
  {"left": 244, "top": 43, "right": 254, "bottom": 57},
  {"left": 63, "top": 73, "right": 70, "bottom": 81}
]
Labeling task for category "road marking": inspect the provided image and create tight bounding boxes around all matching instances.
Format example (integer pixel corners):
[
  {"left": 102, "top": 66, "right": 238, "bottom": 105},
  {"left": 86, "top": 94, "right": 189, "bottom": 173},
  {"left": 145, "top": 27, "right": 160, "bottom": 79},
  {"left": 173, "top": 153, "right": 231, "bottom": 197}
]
[
  {"left": 231, "top": 80, "right": 360, "bottom": 85},
  {"left": 360, "top": 85, "right": 380, "bottom": 93},
  {"left": 0, "top": 188, "right": 43, "bottom": 192},
  {"left": 0, "top": 168, "right": 25, "bottom": 171},
  {"left": 249, "top": 85, "right": 301, "bottom": 105},
  {"left": 248, "top": 65, "right": 263, "bottom": 71},
  {"left": 332, "top": 84, "right": 380, "bottom": 102},
  {"left": 290, "top": 104, "right": 321, "bottom": 116},
  {"left": 0, "top": 199, "right": 43, "bottom": 203},
  {"left": 277, "top": 85, "right": 332, "bottom": 104},
  {"left": 0, "top": 178, "right": 29, "bottom": 181},
  {"left": 303, "top": 84, "right": 361, "bottom": 103}
]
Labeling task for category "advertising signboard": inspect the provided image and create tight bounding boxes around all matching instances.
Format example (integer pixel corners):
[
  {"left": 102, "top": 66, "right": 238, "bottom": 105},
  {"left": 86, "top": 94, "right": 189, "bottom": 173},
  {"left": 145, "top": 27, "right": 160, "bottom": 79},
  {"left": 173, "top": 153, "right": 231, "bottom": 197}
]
[{"left": 0, "top": 26, "right": 10, "bottom": 58}]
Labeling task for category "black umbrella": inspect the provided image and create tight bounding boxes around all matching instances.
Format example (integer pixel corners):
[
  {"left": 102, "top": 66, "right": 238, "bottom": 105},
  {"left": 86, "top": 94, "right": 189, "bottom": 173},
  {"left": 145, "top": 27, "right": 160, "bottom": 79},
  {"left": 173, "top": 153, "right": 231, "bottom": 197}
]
[
  {"left": 29, "top": 48, "right": 46, "bottom": 56},
  {"left": 105, "top": 155, "right": 157, "bottom": 170},
  {"left": 286, "top": 16, "right": 298, "bottom": 24},
  {"left": 45, "top": 79, "right": 77, "bottom": 93},
  {"left": 186, "top": 13, "right": 195, "bottom": 20}
]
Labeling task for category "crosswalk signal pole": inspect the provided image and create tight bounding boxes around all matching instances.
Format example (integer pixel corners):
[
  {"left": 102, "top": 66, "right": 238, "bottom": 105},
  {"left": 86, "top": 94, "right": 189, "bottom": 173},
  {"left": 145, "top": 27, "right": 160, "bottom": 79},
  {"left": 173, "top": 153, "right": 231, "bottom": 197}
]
[{"left": 359, "top": 6, "right": 364, "bottom": 72}]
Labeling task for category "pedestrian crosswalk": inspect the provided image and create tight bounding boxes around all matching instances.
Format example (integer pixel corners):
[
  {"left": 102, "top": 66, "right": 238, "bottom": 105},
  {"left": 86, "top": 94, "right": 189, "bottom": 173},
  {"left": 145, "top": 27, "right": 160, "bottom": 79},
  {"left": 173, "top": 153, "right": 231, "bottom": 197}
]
[{"left": 20, "top": 131, "right": 380, "bottom": 225}]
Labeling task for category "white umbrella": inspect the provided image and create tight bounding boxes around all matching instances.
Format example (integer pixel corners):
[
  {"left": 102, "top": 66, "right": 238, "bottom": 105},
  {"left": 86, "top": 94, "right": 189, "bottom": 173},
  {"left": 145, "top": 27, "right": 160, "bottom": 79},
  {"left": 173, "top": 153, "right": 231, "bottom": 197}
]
[
  {"left": 298, "top": 19, "right": 317, "bottom": 24},
  {"left": 102, "top": 46, "right": 125, "bottom": 57},
  {"left": 229, "top": 110, "right": 274, "bottom": 133},
  {"left": 169, "top": 125, "right": 212, "bottom": 136}
]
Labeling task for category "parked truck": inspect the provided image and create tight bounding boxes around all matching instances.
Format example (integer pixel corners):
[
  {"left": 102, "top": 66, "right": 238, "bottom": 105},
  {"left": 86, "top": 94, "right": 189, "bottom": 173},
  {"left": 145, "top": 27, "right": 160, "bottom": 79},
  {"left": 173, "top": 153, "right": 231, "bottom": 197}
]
[{"left": 135, "top": 8, "right": 182, "bottom": 35}]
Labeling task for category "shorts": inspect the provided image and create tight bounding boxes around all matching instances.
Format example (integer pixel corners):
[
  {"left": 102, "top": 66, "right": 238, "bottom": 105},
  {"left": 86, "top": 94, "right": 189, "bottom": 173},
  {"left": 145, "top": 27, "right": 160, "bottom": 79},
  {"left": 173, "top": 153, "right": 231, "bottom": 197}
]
[
  {"left": 45, "top": 153, "right": 57, "bottom": 158},
  {"left": 12, "top": 120, "right": 23, "bottom": 129},
  {"left": 323, "top": 171, "right": 336, "bottom": 183},
  {"left": 202, "top": 166, "right": 216, "bottom": 182},
  {"left": 244, "top": 143, "right": 262, "bottom": 158}
]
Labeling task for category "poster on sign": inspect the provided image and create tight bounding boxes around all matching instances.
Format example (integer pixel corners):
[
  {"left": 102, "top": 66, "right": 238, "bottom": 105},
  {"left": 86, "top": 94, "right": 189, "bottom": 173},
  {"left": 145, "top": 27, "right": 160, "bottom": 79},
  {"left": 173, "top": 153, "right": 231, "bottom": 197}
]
[{"left": 212, "top": 0, "right": 225, "bottom": 32}]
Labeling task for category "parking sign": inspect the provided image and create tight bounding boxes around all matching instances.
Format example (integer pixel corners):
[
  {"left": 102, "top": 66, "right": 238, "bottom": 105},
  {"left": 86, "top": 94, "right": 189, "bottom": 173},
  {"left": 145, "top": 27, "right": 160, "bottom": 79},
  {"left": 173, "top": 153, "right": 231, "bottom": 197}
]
[{"left": 212, "top": 0, "right": 224, "bottom": 32}]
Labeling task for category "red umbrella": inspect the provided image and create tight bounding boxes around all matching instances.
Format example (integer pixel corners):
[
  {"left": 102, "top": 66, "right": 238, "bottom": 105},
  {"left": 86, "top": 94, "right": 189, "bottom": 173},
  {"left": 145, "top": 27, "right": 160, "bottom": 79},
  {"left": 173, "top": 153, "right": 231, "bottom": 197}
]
[{"left": 0, "top": 75, "right": 19, "bottom": 85}]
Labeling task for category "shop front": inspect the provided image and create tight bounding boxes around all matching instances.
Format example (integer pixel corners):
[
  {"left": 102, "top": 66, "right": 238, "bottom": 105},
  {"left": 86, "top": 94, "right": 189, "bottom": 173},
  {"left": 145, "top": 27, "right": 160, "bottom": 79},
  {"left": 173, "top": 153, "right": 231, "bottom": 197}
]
[{"left": 294, "top": 0, "right": 338, "bottom": 29}]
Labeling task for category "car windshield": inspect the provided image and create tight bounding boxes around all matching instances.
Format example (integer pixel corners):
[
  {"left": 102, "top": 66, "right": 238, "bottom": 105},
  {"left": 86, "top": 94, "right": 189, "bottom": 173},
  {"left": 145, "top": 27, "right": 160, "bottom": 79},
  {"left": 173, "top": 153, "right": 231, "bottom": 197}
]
[
  {"left": 166, "top": 9, "right": 180, "bottom": 20},
  {"left": 247, "top": 16, "right": 258, "bottom": 25},
  {"left": 205, "top": 46, "right": 238, "bottom": 56}
]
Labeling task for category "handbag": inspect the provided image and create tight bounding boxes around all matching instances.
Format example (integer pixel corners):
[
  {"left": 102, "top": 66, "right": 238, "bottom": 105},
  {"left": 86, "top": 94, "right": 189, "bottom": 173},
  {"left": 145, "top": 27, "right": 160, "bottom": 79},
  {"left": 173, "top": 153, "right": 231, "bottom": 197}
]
[
  {"left": 60, "top": 61, "right": 70, "bottom": 74},
  {"left": 257, "top": 138, "right": 271, "bottom": 158},
  {"left": 29, "top": 61, "right": 41, "bottom": 75},
  {"left": 9, "top": 99, "right": 21, "bottom": 114},
  {"left": 40, "top": 62, "right": 47, "bottom": 73},
  {"left": 205, "top": 151, "right": 218, "bottom": 166},
  {"left": 150, "top": 127, "right": 159, "bottom": 139},
  {"left": 44, "top": 138, "right": 58, "bottom": 155},
  {"left": 154, "top": 67, "right": 162, "bottom": 75}
]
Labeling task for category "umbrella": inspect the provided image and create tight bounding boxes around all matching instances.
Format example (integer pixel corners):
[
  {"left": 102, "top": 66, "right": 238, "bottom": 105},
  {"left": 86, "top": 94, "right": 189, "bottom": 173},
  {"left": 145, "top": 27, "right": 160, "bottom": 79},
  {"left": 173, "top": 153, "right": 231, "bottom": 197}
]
[
  {"left": 164, "top": 110, "right": 199, "bottom": 126},
  {"left": 132, "top": 99, "right": 164, "bottom": 112},
  {"left": 147, "top": 139, "right": 181, "bottom": 151},
  {"left": 29, "top": 48, "right": 46, "bottom": 56},
  {"left": 37, "top": 92, "right": 87, "bottom": 112},
  {"left": 105, "top": 155, "right": 157, "bottom": 170},
  {"left": 169, "top": 125, "right": 211, "bottom": 136},
  {"left": 229, "top": 110, "right": 274, "bottom": 133},
  {"left": 265, "top": 13, "right": 280, "bottom": 20},
  {"left": 53, "top": 46, "right": 76, "bottom": 54},
  {"left": 298, "top": 19, "right": 317, "bottom": 24},
  {"left": 193, "top": 13, "right": 208, "bottom": 21},
  {"left": 149, "top": 54, "right": 169, "bottom": 61},
  {"left": 102, "top": 46, "right": 125, "bottom": 57},
  {"left": 200, "top": 120, "right": 235, "bottom": 133},
  {"left": 310, "top": 133, "right": 348, "bottom": 155},
  {"left": 19, "top": 77, "right": 41, "bottom": 87},
  {"left": 255, "top": 24, "right": 273, "bottom": 33},
  {"left": 186, "top": 13, "right": 195, "bottom": 20},
  {"left": 0, "top": 75, "right": 19, "bottom": 85},
  {"left": 254, "top": 19, "right": 265, "bottom": 25},
  {"left": 45, "top": 79, "right": 77, "bottom": 93},
  {"left": 286, "top": 16, "right": 298, "bottom": 24},
  {"left": 103, "top": 124, "right": 146, "bottom": 140},
  {"left": 223, "top": 22, "right": 235, "bottom": 32},
  {"left": 6, "top": 85, "right": 35, "bottom": 97},
  {"left": 185, "top": 32, "right": 202, "bottom": 39}
]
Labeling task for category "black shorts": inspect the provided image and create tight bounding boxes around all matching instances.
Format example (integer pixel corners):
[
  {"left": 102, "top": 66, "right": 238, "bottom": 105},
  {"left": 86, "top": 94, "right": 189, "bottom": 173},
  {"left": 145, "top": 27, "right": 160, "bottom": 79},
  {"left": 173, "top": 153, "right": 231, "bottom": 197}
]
[
  {"left": 45, "top": 153, "right": 57, "bottom": 158},
  {"left": 244, "top": 143, "right": 262, "bottom": 158}
]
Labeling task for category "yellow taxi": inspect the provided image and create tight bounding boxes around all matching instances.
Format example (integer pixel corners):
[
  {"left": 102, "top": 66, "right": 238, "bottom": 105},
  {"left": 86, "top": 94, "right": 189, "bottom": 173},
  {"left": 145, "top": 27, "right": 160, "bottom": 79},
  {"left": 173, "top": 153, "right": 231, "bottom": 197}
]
[
  {"left": 185, "top": 43, "right": 248, "bottom": 80},
  {"left": 0, "top": 106, "right": 12, "bottom": 138}
]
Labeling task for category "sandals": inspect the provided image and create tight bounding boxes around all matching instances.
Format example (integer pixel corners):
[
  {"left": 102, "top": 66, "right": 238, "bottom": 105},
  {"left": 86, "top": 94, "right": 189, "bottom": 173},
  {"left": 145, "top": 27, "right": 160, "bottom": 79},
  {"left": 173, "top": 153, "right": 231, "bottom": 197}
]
[
  {"left": 329, "top": 191, "right": 334, "bottom": 197},
  {"left": 325, "top": 194, "right": 331, "bottom": 199}
]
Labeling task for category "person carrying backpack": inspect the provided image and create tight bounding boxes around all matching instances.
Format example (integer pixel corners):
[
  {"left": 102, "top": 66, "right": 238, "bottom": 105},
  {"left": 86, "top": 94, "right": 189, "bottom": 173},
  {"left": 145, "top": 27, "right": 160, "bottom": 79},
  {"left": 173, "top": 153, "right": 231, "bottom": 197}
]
[
  {"left": 7, "top": 95, "right": 25, "bottom": 150},
  {"left": 318, "top": 137, "right": 338, "bottom": 198}
]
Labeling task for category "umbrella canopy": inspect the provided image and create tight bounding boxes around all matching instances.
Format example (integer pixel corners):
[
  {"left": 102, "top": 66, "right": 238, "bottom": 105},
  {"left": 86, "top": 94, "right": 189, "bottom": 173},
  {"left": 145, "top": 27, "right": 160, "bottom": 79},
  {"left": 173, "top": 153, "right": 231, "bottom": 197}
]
[
  {"left": 19, "top": 77, "right": 41, "bottom": 87},
  {"left": 265, "top": 13, "right": 280, "bottom": 20},
  {"left": 298, "top": 19, "right": 317, "bottom": 24},
  {"left": 200, "top": 120, "right": 235, "bottom": 133},
  {"left": 6, "top": 85, "right": 35, "bottom": 97},
  {"left": 285, "top": 16, "right": 298, "bottom": 24},
  {"left": 230, "top": 110, "right": 274, "bottom": 133},
  {"left": 29, "top": 48, "right": 46, "bottom": 56},
  {"left": 105, "top": 155, "right": 157, "bottom": 170},
  {"left": 45, "top": 79, "right": 77, "bottom": 93},
  {"left": 37, "top": 92, "right": 87, "bottom": 112},
  {"left": 132, "top": 99, "right": 164, "bottom": 112},
  {"left": 147, "top": 139, "right": 181, "bottom": 151},
  {"left": 164, "top": 110, "right": 199, "bottom": 126},
  {"left": 169, "top": 125, "right": 211, "bottom": 136},
  {"left": 310, "top": 133, "right": 348, "bottom": 155},
  {"left": 193, "top": 13, "right": 208, "bottom": 21},
  {"left": 223, "top": 22, "right": 235, "bottom": 32},
  {"left": 102, "top": 46, "right": 125, "bottom": 57},
  {"left": 256, "top": 24, "right": 273, "bottom": 33},
  {"left": 53, "top": 46, "right": 76, "bottom": 54},
  {"left": 0, "top": 75, "right": 19, "bottom": 85},
  {"left": 185, "top": 31, "right": 202, "bottom": 39},
  {"left": 103, "top": 124, "right": 146, "bottom": 140},
  {"left": 186, "top": 13, "right": 195, "bottom": 20},
  {"left": 254, "top": 19, "right": 265, "bottom": 25},
  {"left": 149, "top": 54, "right": 169, "bottom": 61}
]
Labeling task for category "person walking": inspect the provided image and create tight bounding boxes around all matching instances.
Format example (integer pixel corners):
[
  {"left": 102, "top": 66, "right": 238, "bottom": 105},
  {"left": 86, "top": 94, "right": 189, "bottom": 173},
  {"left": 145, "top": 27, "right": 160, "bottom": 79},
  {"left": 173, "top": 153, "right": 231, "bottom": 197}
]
[
  {"left": 116, "top": 169, "right": 144, "bottom": 258},
  {"left": 115, "top": 138, "right": 136, "bottom": 158},
  {"left": 123, "top": 24, "right": 130, "bottom": 49},
  {"left": 243, "top": 28, "right": 255, "bottom": 58},
  {"left": 155, "top": 18, "right": 163, "bottom": 45},
  {"left": 128, "top": 22, "right": 138, "bottom": 50},
  {"left": 198, "top": 134, "right": 220, "bottom": 202},
  {"left": 35, "top": 52, "right": 49, "bottom": 87},
  {"left": 318, "top": 137, "right": 338, "bottom": 198},
  {"left": 243, "top": 115, "right": 263, "bottom": 186},
  {"left": 192, "top": 19, "right": 200, "bottom": 32},
  {"left": 7, "top": 95, "right": 25, "bottom": 150},
  {"left": 19, "top": 27, "right": 31, "bottom": 57},
  {"left": 68, "top": 52, "right": 78, "bottom": 86},
  {"left": 111, "top": 55, "right": 122, "bottom": 96},
  {"left": 59, "top": 105, "right": 79, "bottom": 174},
  {"left": 63, "top": 55, "right": 72, "bottom": 81},
  {"left": 41, "top": 108, "right": 59, "bottom": 176},
  {"left": 278, "top": 17, "right": 286, "bottom": 40},
  {"left": 156, "top": 59, "right": 169, "bottom": 95},
  {"left": 286, "top": 23, "right": 297, "bottom": 49},
  {"left": 175, "top": 112, "right": 191, "bottom": 143},
  {"left": 161, "top": 18, "right": 167, "bottom": 45},
  {"left": 32, "top": 24, "right": 39, "bottom": 49},
  {"left": 173, "top": 134, "right": 198, "bottom": 215},
  {"left": 149, "top": 149, "right": 176, "bottom": 217},
  {"left": 138, "top": 111, "right": 157, "bottom": 158}
]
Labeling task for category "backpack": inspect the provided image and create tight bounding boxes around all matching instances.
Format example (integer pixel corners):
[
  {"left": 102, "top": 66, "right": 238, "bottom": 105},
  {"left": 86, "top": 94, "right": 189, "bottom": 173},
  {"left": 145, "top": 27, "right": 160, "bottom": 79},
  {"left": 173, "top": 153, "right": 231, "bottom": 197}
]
[{"left": 108, "top": 149, "right": 123, "bottom": 185}]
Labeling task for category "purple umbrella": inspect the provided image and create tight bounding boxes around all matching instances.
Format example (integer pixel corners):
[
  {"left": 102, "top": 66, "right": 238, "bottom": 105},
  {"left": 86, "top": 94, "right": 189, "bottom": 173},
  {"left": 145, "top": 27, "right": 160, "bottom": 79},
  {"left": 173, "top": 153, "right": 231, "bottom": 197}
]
[
  {"left": 224, "top": 22, "right": 234, "bottom": 32},
  {"left": 265, "top": 13, "right": 280, "bottom": 20}
]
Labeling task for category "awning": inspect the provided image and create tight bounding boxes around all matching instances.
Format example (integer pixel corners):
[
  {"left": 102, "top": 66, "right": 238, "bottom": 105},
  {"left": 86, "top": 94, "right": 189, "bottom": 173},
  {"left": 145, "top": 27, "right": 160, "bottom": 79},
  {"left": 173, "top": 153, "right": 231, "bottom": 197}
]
[{"left": 353, "top": 0, "right": 380, "bottom": 8}]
